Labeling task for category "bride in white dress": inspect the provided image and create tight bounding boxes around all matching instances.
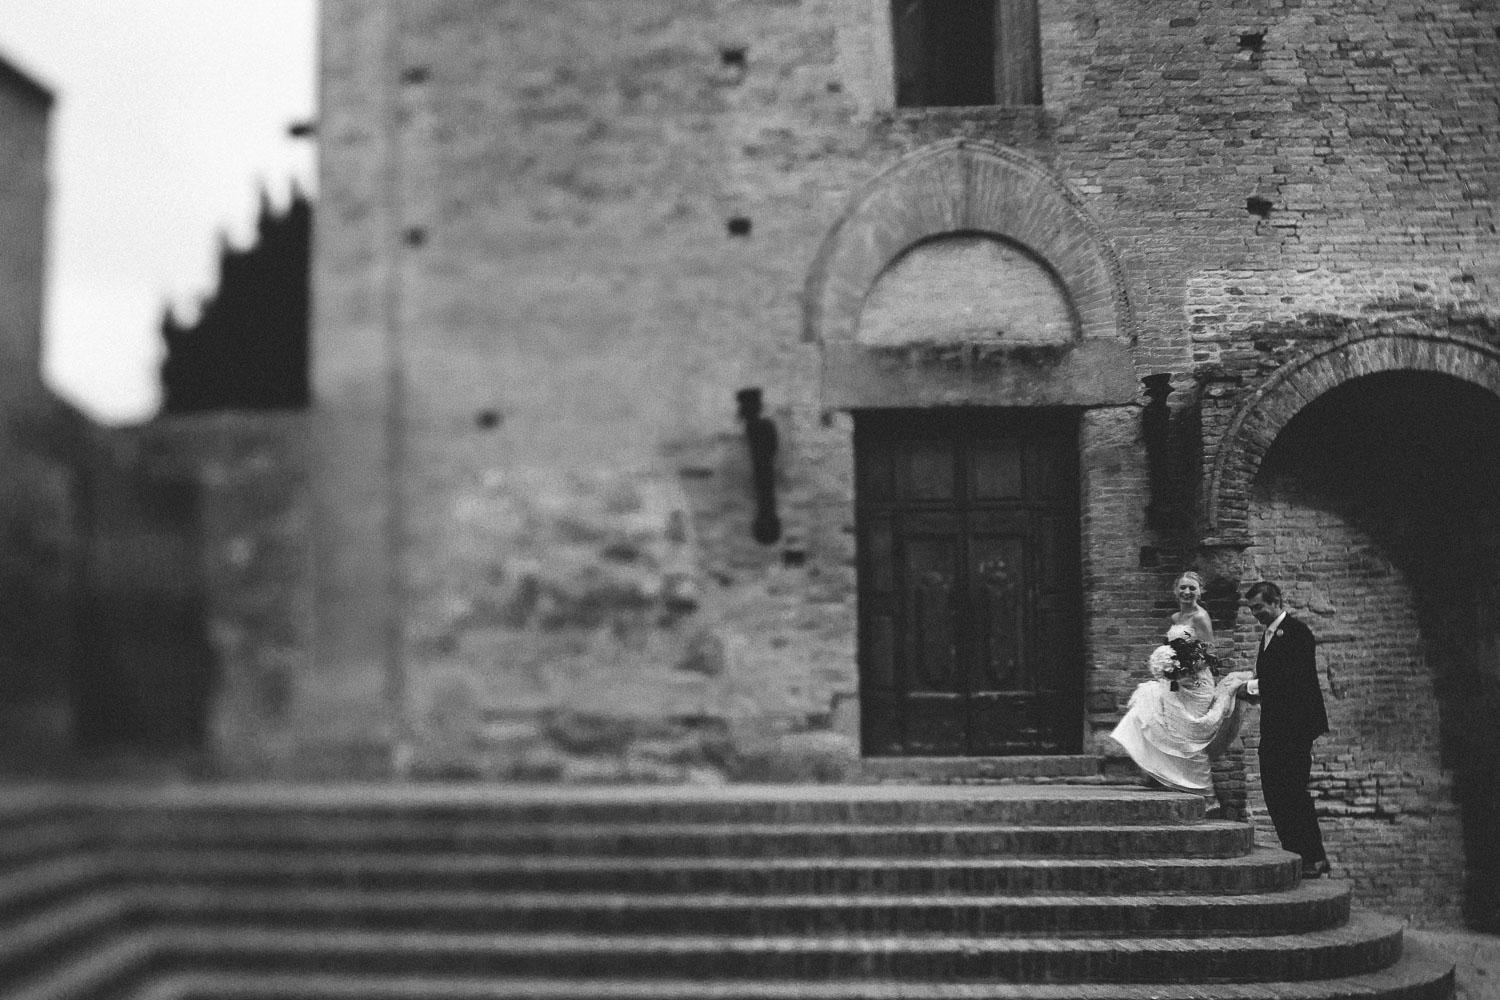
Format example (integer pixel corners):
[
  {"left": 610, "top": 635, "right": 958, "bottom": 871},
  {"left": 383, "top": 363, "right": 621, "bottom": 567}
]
[{"left": 1110, "top": 576, "right": 1254, "bottom": 795}]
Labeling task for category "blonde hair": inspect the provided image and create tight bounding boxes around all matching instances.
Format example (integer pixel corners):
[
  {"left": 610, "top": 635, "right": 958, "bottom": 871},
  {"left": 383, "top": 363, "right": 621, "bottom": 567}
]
[{"left": 1176, "top": 571, "right": 1205, "bottom": 590}]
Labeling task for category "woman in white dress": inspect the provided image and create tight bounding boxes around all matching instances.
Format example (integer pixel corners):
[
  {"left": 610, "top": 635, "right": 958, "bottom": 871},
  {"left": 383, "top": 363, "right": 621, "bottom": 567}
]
[{"left": 1110, "top": 596, "right": 1254, "bottom": 795}]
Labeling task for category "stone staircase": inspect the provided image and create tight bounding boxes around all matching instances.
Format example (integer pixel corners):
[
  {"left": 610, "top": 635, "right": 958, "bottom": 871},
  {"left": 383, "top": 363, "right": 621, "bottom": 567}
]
[{"left": 0, "top": 781, "right": 1455, "bottom": 999}]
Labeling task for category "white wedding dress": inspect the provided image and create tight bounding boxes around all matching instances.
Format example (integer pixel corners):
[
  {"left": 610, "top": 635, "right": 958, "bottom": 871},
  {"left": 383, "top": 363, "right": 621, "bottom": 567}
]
[{"left": 1110, "top": 660, "right": 1254, "bottom": 794}]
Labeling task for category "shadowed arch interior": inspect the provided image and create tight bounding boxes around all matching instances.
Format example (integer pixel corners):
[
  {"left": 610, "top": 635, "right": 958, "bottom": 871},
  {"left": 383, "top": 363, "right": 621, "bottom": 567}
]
[
  {"left": 1252, "top": 370, "right": 1500, "bottom": 930},
  {"left": 1205, "top": 331, "right": 1500, "bottom": 542}
]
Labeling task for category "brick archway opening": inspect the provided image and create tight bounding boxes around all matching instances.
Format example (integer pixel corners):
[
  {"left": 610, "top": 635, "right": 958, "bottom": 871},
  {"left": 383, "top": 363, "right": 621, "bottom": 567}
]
[
  {"left": 1246, "top": 368, "right": 1500, "bottom": 928},
  {"left": 1205, "top": 331, "right": 1500, "bottom": 544}
]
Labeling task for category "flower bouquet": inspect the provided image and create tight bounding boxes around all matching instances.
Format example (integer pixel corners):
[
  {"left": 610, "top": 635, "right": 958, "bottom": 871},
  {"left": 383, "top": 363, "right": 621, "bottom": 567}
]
[{"left": 1148, "top": 624, "right": 1221, "bottom": 690}]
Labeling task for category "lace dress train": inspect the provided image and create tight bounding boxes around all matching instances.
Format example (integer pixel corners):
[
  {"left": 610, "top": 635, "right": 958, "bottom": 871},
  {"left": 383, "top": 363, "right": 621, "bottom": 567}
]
[{"left": 1110, "top": 667, "right": 1254, "bottom": 794}]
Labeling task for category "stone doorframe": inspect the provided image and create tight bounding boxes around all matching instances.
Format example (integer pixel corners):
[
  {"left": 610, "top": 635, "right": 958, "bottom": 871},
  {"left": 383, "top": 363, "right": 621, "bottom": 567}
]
[
  {"left": 803, "top": 138, "right": 1136, "bottom": 409},
  {"left": 1202, "top": 328, "right": 1500, "bottom": 546}
]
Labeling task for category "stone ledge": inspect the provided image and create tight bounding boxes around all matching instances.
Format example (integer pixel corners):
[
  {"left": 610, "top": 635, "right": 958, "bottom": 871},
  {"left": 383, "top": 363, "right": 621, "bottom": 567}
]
[
  {"left": 136, "top": 911, "right": 1404, "bottom": 982},
  {"left": 132, "top": 958, "right": 1457, "bottom": 1000},
  {"left": 822, "top": 340, "right": 1137, "bottom": 409},
  {"left": 860, "top": 756, "right": 1099, "bottom": 782}
]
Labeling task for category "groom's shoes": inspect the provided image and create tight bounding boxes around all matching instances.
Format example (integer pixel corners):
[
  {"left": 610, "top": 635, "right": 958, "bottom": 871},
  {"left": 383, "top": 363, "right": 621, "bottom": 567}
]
[{"left": 1301, "top": 858, "right": 1332, "bottom": 879}]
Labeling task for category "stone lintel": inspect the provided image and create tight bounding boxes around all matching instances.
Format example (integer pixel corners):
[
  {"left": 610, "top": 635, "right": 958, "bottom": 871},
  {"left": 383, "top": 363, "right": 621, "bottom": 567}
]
[{"left": 822, "top": 340, "right": 1137, "bottom": 410}]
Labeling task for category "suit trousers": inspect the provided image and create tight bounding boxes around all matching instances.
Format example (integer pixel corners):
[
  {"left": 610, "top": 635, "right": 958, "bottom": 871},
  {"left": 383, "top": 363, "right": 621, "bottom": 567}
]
[{"left": 1258, "top": 732, "right": 1327, "bottom": 864}]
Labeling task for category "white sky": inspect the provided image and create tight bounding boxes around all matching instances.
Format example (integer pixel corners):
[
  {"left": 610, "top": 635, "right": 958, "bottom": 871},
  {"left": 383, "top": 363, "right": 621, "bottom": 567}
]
[{"left": 1, "top": 1, "right": 316, "bottom": 424}]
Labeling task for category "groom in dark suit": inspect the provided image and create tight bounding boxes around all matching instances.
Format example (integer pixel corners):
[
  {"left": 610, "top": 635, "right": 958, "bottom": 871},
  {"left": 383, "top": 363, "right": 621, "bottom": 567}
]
[{"left": 1245, "top": 581, "right": 1331, "bottom": 879}]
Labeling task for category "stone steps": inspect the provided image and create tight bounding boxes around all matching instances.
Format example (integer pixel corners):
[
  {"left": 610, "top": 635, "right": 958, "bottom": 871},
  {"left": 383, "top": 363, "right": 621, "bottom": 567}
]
[
  {"left": 859, "top": 755, "right": 1119, "bottom": 784},
  {"left": 0, "top": 782, "right": 1456, "bottom": 1000},
  {"left": 137, "top": 880, "right": 1352, "bottom": 936},
  {"left": 125, "top": 945, "right": 1457, "bottom": 1000},
  {"left": 111, "top": 845, "right": 1303, "bottom": 895},
  {"left": 0, "top": 931, "right": 155, "bottom": 1000},
  {"left": 0, "top": 891, "right": 132, "bottom": 987},
  {"left": 134, "top": 913, "right": 1405, "bottom": 982},
  {"left": 78, "top": 784, "right": 1203, "bottom": 826},
  {"left": 0, "top": 853, "right": 113, "bottom": 918},
  {"left": 100, "top": 819, "right": 1256, "bottom": 859},
  {"left": 0, "top": 818, "right": 96, "bottom": 869}
]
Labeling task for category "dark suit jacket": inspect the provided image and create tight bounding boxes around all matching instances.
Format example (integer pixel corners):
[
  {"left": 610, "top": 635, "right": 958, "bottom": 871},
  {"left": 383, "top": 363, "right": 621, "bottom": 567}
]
[{"left": 1254, "top": 614, "right": 1329, "bottom": 741}]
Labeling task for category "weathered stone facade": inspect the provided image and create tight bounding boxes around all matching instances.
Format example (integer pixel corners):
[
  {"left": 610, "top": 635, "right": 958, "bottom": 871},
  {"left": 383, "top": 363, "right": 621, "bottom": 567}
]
[
  {"left": 293, "top": 0, "right": 1500, "bottom": 926},
  {"left": 0, "top": 53, "right": 50, "bottom": 403},
  {"left": 0, "top": 53, "right": 90, "bottom": 763}
]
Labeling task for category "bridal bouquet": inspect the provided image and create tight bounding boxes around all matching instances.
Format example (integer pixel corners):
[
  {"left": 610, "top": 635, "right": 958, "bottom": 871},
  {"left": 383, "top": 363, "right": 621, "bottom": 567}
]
[{"left": 1148, "top": 624, "right": 1221, "bottom": 688}]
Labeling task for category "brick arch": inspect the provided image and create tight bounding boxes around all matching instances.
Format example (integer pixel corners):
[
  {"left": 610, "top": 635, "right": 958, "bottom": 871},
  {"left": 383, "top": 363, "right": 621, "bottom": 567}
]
[
  {"left": 1204, "top": 330, "right": 1500, "bottom": 543},
  {"left": 803, "top": 138, "right": 1133, "bottom": 347}
]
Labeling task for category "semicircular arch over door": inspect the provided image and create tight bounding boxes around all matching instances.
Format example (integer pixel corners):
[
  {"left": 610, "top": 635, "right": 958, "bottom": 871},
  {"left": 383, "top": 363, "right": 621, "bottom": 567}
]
[{"left": 806, "top": 138, "right": 1137, "bottom": 411}]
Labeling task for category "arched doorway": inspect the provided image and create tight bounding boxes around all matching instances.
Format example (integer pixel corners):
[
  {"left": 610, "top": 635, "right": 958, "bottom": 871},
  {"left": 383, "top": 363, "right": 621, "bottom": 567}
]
[
  {"left": 806, "top": 140, "right": 1137, "bottom": 758},
  {"left": 1243, "top": 367, "right": 1500, "bottom": 928}
]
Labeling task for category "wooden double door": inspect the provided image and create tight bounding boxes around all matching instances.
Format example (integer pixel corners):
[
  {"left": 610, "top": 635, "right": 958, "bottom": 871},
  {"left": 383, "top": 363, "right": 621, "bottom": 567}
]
[{"left": 856, "top": 409, "right": 1083, "bottom": 756}]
